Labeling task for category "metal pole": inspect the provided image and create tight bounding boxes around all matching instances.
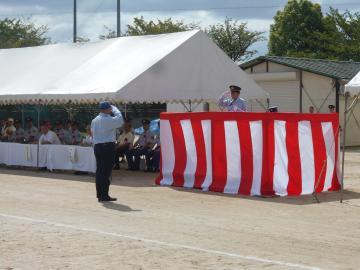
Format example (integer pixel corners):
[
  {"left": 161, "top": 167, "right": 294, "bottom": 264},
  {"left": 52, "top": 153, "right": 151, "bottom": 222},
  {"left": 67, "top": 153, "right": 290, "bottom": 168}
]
[
  {"left": 117, "top": 0, "right": 121, "bottom": 37},
  {"left": 203, "top": 102, "right": 209, "bottom": 112},
  {"left": 335, "top": 80, "right": 340, "bottom": 113},
  {"left": 266, "top": 98, "right": 270, "bottom": 111},
  {"left": 73, "top": 0, "right": 77, "bottom": 43},
  {"left": 36, "top": 104, "right": 42, "bottom": 168},
  {"left": 340, "top": 93, "right": 349, "bottom": 203},
  {"left": 124, "top": 103, "right": 127, "bottom": 117},
  {"left": 299, "top": 71, "right": 303, "bottom": 113},
  {"left": 21, "top": 104, "right": 25, "bottom": 129}
]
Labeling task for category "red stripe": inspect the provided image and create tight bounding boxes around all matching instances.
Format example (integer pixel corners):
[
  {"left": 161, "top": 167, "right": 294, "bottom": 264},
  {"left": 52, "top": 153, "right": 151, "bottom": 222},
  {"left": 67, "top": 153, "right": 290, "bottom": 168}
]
[
  {"left": 237, "top": 120, "right": 253, "bottom": 195},
  {"left": 285, "top": 121, "right": 302, "bottom": 196},
  {"left": 330, "top": 122, "right": 341, "bottom": 191},
  {"left": 261, "top": 118, "right": 275, "bottom": 195},
  {"left": 311, "top": 122, "right": 327, "bottom": 193},
  {"left": 210, "top": 119, "right": 227, "bottom": 192},
  {"left": 170, "top": 120, "right": 187, "bottom": 187},
  {"left": 191, "top": 120, "right": 207, "bottom": 189}
]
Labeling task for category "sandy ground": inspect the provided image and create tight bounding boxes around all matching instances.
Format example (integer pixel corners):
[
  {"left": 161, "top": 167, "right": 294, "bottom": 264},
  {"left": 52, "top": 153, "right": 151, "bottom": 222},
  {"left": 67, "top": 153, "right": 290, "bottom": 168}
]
[{"left": 0, "top": 150, "right": 360, "bottom": 270}]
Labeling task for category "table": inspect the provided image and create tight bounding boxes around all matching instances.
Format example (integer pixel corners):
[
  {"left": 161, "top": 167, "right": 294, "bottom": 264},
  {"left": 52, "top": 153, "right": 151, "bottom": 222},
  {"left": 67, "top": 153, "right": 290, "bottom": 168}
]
[{"left": 0, "top": 143, "right": 96, "bottom": 173}]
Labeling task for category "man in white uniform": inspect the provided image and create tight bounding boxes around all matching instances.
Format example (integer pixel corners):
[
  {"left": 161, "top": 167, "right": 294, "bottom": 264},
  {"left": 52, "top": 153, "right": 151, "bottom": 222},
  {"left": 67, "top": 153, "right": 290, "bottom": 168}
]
[{"left": 39, "top": 121, "right": 61, "bottom": 145}]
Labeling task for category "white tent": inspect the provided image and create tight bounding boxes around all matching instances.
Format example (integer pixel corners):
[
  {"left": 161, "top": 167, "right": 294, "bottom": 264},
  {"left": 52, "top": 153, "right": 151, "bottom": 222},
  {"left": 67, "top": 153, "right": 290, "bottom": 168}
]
[
  {"left": 340, "top": 72, "right": 360, "bottom": 202},
  {"left": 0, "top": 30, "right": 268, "bottom": 105},
  {"left": 345, "top": 71, "right": 360, "bottom": 96}
]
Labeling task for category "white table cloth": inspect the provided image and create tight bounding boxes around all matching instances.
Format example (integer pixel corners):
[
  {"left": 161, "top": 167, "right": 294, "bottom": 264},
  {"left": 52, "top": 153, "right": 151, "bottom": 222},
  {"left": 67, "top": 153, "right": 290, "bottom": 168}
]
[{"left": 0, "top": 142, "right": 96, "bottom": 173}]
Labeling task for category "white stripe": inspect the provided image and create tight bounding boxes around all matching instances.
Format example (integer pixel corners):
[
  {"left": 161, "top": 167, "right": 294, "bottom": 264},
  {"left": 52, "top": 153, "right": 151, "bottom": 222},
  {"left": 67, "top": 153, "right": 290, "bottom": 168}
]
[
  {"left": 336, "top": 135, "right": 341, "bottom": 185},
  {"left": 273, "top": 121, "right": 289, "bottom": 196},
  {"left": 0, "top": 213, "right": 320, "bottom": 270},
  {"left": 298, "top": 121, "right": 315, "bottom": 195},
  {"left": 250, "top": 121, "right": 263, "bottom": 196},
  {"left": 224, "top": 121, "right": 241, "bottom": 194},
  {"left": 201, "top": 120, "right": 213, "bottom": 191},
  {"left": 321, "top": 122, "right": 336, "bottom": 191},
  {"left": 160, "top": 120, "right": 175, "bottom": 186},
  {"left": 181, "top": 120, "right": 197, "bottom": 188}
]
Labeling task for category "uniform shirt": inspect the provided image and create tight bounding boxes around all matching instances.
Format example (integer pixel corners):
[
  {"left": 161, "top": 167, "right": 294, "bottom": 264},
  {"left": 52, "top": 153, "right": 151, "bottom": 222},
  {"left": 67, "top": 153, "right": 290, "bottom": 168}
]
[
  {"left": 117, "top": 130, "right": 135, "bottom": 146},
  {"left": 39, "top": 130, "right": 61, "bottom": 145},
  {"left": 71, "top": 129, "right": 82, "bottom": 145},
  {"left": 138, "top": 129, "right": 155, "bottom": 148},
  {"left": 82, "top": 135, "right": 93, "bottom": 146},
  {"left": 54, "top": 128, "right": 67, "bottom": 144},
  {"left": 63, "top": 129, "right": 72, "bottom": 145},
  {"left": 91, "top": 105, "right": 124, "bottom": 145},
  {"left": 9, "top": 127, "right": 25, "bottom": 142},
  {"left": 218, "top": 93, "right": 247, "bottom": 112},
  {"left": 153, "top": 134, "right": 161, "bottom": 146},
  {"left": 25, "top": 126, "right": 39, "bottom": 141}
]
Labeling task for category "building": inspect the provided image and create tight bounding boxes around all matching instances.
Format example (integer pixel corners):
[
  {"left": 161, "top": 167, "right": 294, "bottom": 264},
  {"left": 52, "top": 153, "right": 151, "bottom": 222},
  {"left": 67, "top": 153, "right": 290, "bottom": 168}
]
[{"left": 241, "top": 56, "right": 360, "bottom": 146}]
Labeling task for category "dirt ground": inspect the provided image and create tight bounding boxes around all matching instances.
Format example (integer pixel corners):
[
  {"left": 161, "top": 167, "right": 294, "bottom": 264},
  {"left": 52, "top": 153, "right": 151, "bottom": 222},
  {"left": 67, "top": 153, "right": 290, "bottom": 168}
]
[{"left": 0, "top": 149, "right": 360, "bottom": 270}]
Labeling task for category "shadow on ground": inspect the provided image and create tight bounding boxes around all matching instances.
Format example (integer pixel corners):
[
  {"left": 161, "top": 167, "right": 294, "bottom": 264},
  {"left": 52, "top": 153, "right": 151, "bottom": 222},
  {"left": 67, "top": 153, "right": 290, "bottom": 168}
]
[
  {"left": 100, "top": 201, "right": 142, "bottom": 212},
  {"left": 1, "top": 165, "right": 359, "bottom": 206},
  {"left": 169, "top": 186, "right": 360, "bottom": 205}
]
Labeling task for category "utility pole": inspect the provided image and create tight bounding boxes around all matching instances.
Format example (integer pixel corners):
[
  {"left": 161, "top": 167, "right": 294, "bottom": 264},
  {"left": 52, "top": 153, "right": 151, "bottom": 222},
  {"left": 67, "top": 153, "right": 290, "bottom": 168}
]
[
  {"left": 73, "top": 0, "right": 77, "bottom": 43},
  {"left": 117, "top": 0, "right": 121, "bottom": 37}
]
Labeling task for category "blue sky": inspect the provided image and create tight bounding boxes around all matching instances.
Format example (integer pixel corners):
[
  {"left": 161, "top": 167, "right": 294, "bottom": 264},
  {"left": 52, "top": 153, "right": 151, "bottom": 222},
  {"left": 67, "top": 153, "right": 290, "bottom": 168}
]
[{"left": 0, "top": 0, "right": 359, "bottom": 59}]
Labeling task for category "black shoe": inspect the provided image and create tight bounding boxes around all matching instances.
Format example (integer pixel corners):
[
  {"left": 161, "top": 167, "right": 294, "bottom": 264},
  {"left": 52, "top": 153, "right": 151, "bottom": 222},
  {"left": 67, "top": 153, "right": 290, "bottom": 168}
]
[
  {"left": 98, "top": 197, "right": 117, "bottom": 202},
  {"left": 113, "top": 164, "right": 120, "bottom": 170}
]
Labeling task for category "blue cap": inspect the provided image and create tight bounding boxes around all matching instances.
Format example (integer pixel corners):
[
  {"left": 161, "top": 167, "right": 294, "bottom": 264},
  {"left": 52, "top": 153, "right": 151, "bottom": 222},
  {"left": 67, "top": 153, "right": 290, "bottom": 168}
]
[{"left": 99, "top": 101, "right": 111, "bottom": 110}]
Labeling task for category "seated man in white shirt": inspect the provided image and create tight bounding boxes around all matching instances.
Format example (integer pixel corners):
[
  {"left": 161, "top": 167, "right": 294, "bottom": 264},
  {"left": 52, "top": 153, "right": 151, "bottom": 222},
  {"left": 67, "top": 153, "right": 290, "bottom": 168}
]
[
  {"left": 38, "top": 121, "right": 61, "bottom": 145},
  {"left": 1, "top": 118, "right": 16, "bottom": 142},
  {"left": 114, "top": 118, "right": 134, "bottom": 169},
  {"left": 81, "top": 125, "right": 93, "bottom": 146}
]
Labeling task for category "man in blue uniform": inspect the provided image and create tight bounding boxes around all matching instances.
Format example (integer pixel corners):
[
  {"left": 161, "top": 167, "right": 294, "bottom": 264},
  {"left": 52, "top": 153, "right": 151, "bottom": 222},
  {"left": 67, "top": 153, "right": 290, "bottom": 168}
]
[
  {"left": 218, "top": 85, "right": 247, "bottom": 112},
  {"left": 91, "top": 101, "right": 123, "bottom": 202}
]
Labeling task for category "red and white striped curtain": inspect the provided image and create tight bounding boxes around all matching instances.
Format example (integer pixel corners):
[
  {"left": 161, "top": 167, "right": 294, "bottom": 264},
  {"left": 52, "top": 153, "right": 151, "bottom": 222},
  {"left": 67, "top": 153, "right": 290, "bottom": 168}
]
[{"left": 156, "top": 112, "right": 341, "bottom": 196}]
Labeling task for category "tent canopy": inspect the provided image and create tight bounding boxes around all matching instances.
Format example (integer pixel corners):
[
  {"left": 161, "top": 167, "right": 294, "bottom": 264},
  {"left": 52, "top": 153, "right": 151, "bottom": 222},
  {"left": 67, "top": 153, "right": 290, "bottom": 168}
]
[
  {"left": 345, "top": 71, "right": 360, "bottom": 96},
  {"left": 0, "top": 30, "right": 268, "bottom": 105}
]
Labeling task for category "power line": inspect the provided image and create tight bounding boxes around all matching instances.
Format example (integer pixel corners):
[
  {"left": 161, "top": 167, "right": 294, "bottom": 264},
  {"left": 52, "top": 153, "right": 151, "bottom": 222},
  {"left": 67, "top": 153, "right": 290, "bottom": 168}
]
[{"left": 0, "top": 1, "right": 359, "bottom": 17}]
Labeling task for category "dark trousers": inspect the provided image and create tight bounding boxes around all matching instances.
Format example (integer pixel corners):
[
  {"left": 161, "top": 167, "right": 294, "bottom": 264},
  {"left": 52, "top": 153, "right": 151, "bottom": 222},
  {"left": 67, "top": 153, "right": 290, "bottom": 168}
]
[
  {"left": 94, "top": 142, "right": 115, "bottom": 199},
  {"left": 126, "top": 147, "right": 149, "bottom": 170},
  {"left": 145, "top": 149, "right": 160, "bottom": 171},
  {"left": 114, "top": 144, "right": 130, "bottom": 166}
]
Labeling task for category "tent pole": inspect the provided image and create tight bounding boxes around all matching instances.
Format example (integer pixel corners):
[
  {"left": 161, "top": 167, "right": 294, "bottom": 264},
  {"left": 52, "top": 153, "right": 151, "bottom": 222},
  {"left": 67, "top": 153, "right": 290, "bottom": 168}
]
[
  {"left": 203, "top": 102, "right": 209, "bottom": 112},
  {"left": 340, "top": 93, "right": 349, "bottom": 203},
  {"left": 124, "top": 103, "right": 127, "bottom": 117},
  {"left": 21, "top": 104, "right": 25, "bottom": 129},
  {"left": 35, "top": 103, "right": 43, "bottom": 169}
]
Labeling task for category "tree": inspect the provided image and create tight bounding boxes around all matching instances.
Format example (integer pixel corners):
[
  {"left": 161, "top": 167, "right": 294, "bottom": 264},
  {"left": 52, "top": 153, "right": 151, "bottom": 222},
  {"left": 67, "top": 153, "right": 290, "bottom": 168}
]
[
  {"left": 100, "top": 17, "right": 264, "bottom": 63},
  {"left": 323, "top": 8, "right": 360, "bottom": 61},
  {"left": 126, "top": 16, "right": 199, "bottom": 36},
  {"left": 206, "top": 18, "right": 264, "bottom": 62},
  {"left": 99, "top": 25, "right": 117, "bottom": 40},
  {"left": 268, "top": 0, "right": 325, "bottom": 58},
  {"left": 0, "top": 18, "right": 50, "bottom": 49}
]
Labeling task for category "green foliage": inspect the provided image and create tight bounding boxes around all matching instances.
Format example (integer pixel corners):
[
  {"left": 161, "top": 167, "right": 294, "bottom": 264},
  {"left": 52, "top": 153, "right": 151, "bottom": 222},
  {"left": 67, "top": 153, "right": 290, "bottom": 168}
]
[
  {"left": 126, "top": 16, "right": 199, "bottom": 36},
  {"left": 324, "top": 8, "right": 360, "bottom": 61},
  {"left": 206, "top": 18, "right": 264, "bottom": 62},
  {"left": 99, "top": 25, "right": 117, "bottom": 40},
  {"left": 0, "top": 18, "right": 50, "bottom": 49},
  {"left": 268, "top": 0, "right": 360, "bottom": 61},
  {"left": 268, "top": 0, "right": 324, "bottom": 58}
]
